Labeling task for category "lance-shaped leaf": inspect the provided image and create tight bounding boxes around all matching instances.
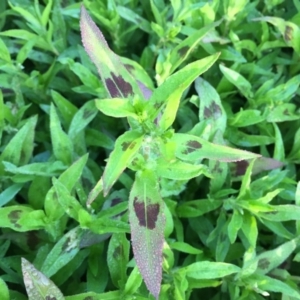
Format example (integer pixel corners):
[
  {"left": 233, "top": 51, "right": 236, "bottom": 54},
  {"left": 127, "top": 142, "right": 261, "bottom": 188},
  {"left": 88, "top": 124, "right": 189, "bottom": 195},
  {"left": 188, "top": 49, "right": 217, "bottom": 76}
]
[
  {"left": 146, "top": 53, "right": 220, "bottom": 131},
  {"left": 103, "top": 130, "right": 144, "bottom": 195},
  {"left": 194, "top": 77, "right": 227, "bottom": 135},
  {"left": 22, "top": 258, "right": 65, "bottom": 300},
  {"left": 129, "top": 169, "right": 165, "bottom": 299},
  {"left": 156, "top": 157, "right": 212, "bottom": 180},
  {"left": 172, "top": 133, "right": 260, "bottom": 162},
  {"left": 157, "top": 19, "right": 223, "bottom": 84},
  {"left": 95, "top": 98, "right": 138, "bottom": 119},
  {"left": 80, "top": 5, "right": 143, "bottom": 99}
]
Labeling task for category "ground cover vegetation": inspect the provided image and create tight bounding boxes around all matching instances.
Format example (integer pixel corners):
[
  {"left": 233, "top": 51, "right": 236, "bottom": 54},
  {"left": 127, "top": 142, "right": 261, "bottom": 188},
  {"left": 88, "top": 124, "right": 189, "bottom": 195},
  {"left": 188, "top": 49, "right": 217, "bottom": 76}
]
[{"left": 0, "top": 0, "right": 300, "bottom": 299}]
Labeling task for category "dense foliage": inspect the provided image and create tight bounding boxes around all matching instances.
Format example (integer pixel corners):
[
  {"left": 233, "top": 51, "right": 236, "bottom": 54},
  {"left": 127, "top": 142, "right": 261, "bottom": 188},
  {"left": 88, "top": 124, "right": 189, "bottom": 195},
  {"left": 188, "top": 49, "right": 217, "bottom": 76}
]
[{"left": 0, "top": 0, "right": 300, "bottom": 299}]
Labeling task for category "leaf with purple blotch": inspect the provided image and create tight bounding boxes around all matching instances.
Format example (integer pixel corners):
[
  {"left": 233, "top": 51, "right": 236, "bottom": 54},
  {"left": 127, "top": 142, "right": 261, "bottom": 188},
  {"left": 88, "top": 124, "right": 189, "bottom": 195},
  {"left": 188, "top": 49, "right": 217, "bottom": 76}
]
[
  {"left": 156, "top": 157, "right": 212, "bottom": 180},
  {"left": 157, "top": 19, "right": 223, "bottom": 84},
  {"left": 95, "top": 98, "right": 138, "bottom": 119},
  {"left": 129, "top": 169, "right": 165, "bottom": 299},
  {"left": 253, "top": 16, "right": 300, "bottom": 54},
  {"left": 194, "top": 77, "right": 227, "bottom": 135},
  {"left": 80, "top": 5, "right": 143, "bottom": 99},
  {"left": 146, "top": 53, "right": 220, "bottom": 131},
  {"left": 103, "top": 130, "right": 144, "bottom": 196},
  {"left": 232, "top": 157, "right": 285, "bottom": 177},
  {"left": 172, "top": 133, "right": 261, "bottom": 163},
  {"left": 22, "top": 258, "right": 65, "bottom": 300}
]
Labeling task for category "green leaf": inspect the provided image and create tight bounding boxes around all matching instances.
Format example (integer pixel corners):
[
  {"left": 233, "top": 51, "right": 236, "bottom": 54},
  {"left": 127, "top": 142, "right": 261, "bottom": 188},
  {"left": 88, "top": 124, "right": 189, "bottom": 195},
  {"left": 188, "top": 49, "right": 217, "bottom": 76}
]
[
  {"left": 65, "top": 291, "right": 121, "bottom": 300},
  {"left": 117, "top": 6, "right": 151, "bottom": 33},
  {"left": 52, "top": 178, "right": 90, "bottom": 223},
  {"left": 257, "top": 205, "right": 300, "bottom": 221},
  {"left": 68, "top": 100, "right": 98, "bottom": 140},
  {"left": 156, "top": 158, "right": 212, "bottom": 180},
  {"left": 41, "top": 227, "right": 84, "bottom": 277},
  {"left": 254, "top": 16, "right": 300, "bottom": 54},
  {"left": 183, "top": 261, "right": 240, "bottom": 279},
  {"left": 103, "top": 130, "right": 144, "bottom": 195},
  {"left": 9, "top": 2, "right": 44, "bottom": 35},
  {"left": 171, "top": 133, "right": 260, "bottom": 162},
  {"left": 0, "top": 183, "right": 23, "bottom": 207},
  {"left": 248, "top": 274, "right": 300, "bottom": 298},
  {"left": 219, "top": 64, "right": 253, "bottom": 98},
  {"left": 170, "top": 242, "right": 203, "bottom": 254},
  {"left": 51, "top": 90, "right": 78, "bottom": 129},
  {"left": 228, "top": 209, "right": 243, "bottom": 244},
  {"left": 0, "top": 37, "right": 11, "bottom": 63},
  {"left": 107, "top": 233, "right": 130, "bottom": 288},
  {"left": 157, "top": 20, "right": 223, "bottom": 83},
  {"left": 95, "top": 98, "right": 138, "bottom": 118},
  {"left": 0, "top": 116, "right": 37, "bottom": 170},
  {"left": 44, "top": 154, "right": 89, "bottom": 225},
  {"left": 267, "top": 103, "right": 300, "bottom": 122},
  {"left": 256, "top": 237, "right": 299, "bottom": 275},
  {"left": 194, "top": 77, "right": 227, "bottom": 134},
  {"left": 0, "top": 30, "right": 52, "bottom": 52},
  {"left": 229, "top": 109, "right": 265, "bottom": 127},
  {"left": 3, "top": 161, "right": 66, "bottom": 178},
  {"left": 80, "top": 5, "right": 143, "bottom": 99},
  {"left": 0, "top": 278, "right": 9, "bottom": 300},
  {"left": 50, "top": 103, "right": 73, "bottom": 165},
  {"left": 129, "top": 169, "right": 165, "bottom": 299},
  {"left": 123, "top": 267, "right": 143, "bottom": 297},
  {"left": 241, "top": 211, "right": 257, "bottom": 249},
  {"left": 41, "top": 0, "right": 53, "bottom": 27},
  {"left": 22, "top": 258, "right": 65, "bottom": 300},
  {"left": 148, "top": 53, "right": 220, "bottom": 131},
  {"left": 177, "top": 199, "right": 223, "bottom": 218},
  {"left": 0, "top": 205, "right": 45, "bottom": 232}
]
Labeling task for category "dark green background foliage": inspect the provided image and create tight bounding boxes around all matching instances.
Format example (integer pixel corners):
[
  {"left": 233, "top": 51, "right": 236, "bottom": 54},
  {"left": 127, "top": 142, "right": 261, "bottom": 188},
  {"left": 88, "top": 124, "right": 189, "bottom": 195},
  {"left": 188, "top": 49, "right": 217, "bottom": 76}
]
[{"left": 1, "top": 0, "right": 300, "bottom": 299}]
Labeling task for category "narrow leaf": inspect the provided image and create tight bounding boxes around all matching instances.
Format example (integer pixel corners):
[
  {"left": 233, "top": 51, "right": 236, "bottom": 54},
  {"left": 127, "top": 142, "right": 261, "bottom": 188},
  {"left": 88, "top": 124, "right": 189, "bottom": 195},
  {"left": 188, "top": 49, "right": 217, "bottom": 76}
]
[
  {"left": 103, "top": 130, "right": 144, "bottom": 195},
  {"left": 129, "top": 169, "right": 165, "bottom": 299},
  {"left": 22, "top": 258, "right": 65, "bottom": 300},
  {"left": 172, "top": 133, "right": 261, "bottom": 162},
  {"left": 50, "top": 103, "right": 73, "bottom": 165},
  {"left": 95, "top": 98, "right": 138, "bottom": 118},
  {"left": 147, "top": 53, "right": 220, "bottom": 131},
  {"left": 183, "top": 261, "right": 240, "bottom": 279},
  {"left": 80, "top": 5, "right": 142, "bottom": 99}
]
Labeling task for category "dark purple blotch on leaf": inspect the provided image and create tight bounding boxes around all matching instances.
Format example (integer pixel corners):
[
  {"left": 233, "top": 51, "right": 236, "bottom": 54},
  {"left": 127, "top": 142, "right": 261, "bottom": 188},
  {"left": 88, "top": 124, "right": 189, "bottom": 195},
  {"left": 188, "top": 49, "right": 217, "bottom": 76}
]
[
  {"left": 133, "top": 197, "right": 160, "bottom": 230},
  {"left": 178, "top": 46, "right": 189, "bottom": 57},
  {"left": 121, "top": 141, "right": 136, "bottom": 151},
  {"left": 212, "top": 161, "right": 223, "bottom": 174},
  {"left": 113, "top": 245, "right": 123, "bottom": 259},
  {"left": 62, "top": 237, "right": 71, "bottom": 251},
  {"left": 105, "top": 78, "right": 122, "bottom": 97},
  {"left": 108, "top": 72, "right": 133, "bottom": 97},
  {"left": 283, "top": 109, "right": 290, "bottom": 116},
  {"left": 184, "top": 140, "right": 202, "bottom": 154},
  {"left": 83, "top": 108, "right": 95, "bottom": 119},
  {"left": 8, "top": 210, "right": 22, "bottom": 228},
  {"left": 124, "top": 64, "right": 134, "bottom": 73},
  {"left": 234, "top": 160, "right": 249, "bottom": 176},
  {"left": 45, "top": 296, "right": 57, "bottom": 300},
  {"left": 284, "top": 25, "right": 293, "bottom": 41},
  {"left": 258, "top": 258, "right": 270, "bottom": 270},
  {"left": 204, "top": 101, "right": 222, "bottom": 119}
]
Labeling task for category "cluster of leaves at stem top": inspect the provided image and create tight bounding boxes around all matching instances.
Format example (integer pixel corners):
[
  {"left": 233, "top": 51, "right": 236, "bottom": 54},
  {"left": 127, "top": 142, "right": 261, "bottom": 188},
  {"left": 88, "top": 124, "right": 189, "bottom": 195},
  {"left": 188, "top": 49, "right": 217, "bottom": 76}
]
[{"left": 80, "top": 5, "right": 260, "bottom": 299}]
